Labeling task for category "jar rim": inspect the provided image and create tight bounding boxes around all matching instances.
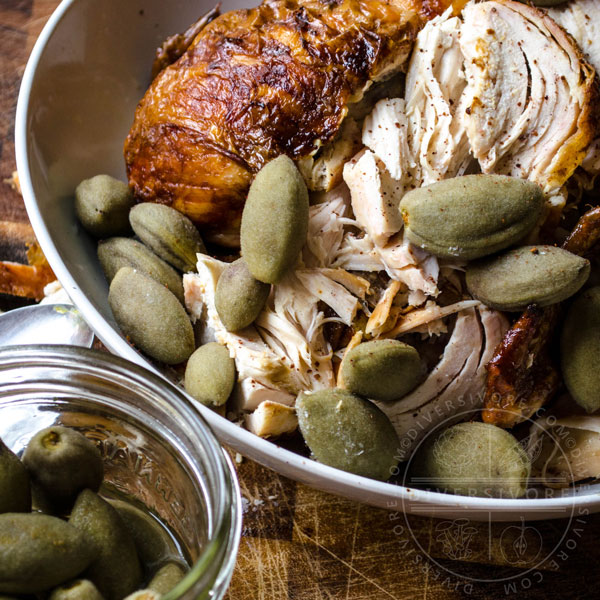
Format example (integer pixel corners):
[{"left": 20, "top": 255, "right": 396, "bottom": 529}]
[{"left": 0, "top": 344, "right": 242, "bottom": 600}]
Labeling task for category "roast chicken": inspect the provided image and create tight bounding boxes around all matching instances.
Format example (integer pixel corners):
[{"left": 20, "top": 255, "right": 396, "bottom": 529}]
[
  {"left": 124, "top": 0, "right": 456, "bottom": 244},
  {"left": 128, "top": 0, "right": 600, "bottom": 448}
]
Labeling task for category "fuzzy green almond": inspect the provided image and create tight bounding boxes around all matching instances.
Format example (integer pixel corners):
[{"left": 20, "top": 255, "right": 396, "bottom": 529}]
[
  {"left": 341, "top": 339, "right": 422, "bottom": 402},
  {"left": 296, "top": 389, "right": 399, "bottom": 481},
  {"left": 184, "top": 343, "right": 236, "bottom": 407},
  {"left": 411, "top": 422, "right": 531, "bottom": 498},
  {"left": 240, "top": 155, "right": 309, "bottom": 284},
  {"left": 0, "top": 513, "right": 96, "bottom": 594},
  {"left": 466, "top": 245, "right": 590, "bottom": 311},
  {"left": 400, "top": 174, "right": 544, "bottom": 260},
  {"left": 108, "top": 267, "right": 195, "bottom": 364},
  {"left": 23, "top": 426, "right": 103, "bottom": 513},
  {"left": 561, "top": 286, "right": 600, "bottom": 413},
  {"left": 0, "top": 438, "right": 30, "bottom": 514},
  {"left": 215, "top": 258, "right": 270, "bottom": 331},
  {"left": 69, "top": 490, "right": 142, "bottom": 600},
  {"left": 98, "top": 237, "right": 184, "bottom": 304},
  {"left": 75, "top": 175, "right": 134, "bottom": 238},
  {"left": 110, "top": 499, "right": 179, "bottom": 571},
  {"left": 129, "top": 202, "right": 206, "bottom": 272}
]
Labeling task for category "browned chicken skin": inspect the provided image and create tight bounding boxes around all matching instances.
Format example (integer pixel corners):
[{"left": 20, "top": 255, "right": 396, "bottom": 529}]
[{"left": 124, "top": 0, "right": 455, "bottom": 243}]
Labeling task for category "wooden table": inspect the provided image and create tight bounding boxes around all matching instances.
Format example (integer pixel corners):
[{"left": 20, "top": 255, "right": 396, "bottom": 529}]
[{"left": 1, "top": 2, "right": 599, "bottom": 598}]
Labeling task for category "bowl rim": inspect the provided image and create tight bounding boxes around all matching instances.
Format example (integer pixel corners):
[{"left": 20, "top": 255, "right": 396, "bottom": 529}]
[{"left": 15, "top": 0, "right": 600, "bottom": 520}]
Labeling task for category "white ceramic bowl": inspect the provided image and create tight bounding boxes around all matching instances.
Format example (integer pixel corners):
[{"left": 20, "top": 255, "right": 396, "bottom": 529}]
[{"left": 16, "top": 0, "right": 600, "bottom": 520}]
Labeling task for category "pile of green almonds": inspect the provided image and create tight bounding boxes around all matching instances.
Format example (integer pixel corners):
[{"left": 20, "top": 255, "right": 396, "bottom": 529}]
[
  {"left": 76, "top": 175, "right": 204, "bottom": 365},
  {"left": 76, "top": 155, "right": 310, "bottom": 368},
  {"left": 0, "top": 427, "right": 187, "bottom": 599},
  {"left": 294, "top": 339, "right": 425, "bottom": 481}
]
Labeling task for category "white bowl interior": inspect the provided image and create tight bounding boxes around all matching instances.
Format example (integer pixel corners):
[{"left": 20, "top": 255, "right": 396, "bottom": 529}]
[{"left": 16, "top": 0, "right": 600, "bottom": 520}]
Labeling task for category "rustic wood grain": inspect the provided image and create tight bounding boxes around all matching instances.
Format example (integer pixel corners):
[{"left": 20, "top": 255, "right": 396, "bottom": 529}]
[
  {"left": 1, "top": 2, "right": 600, "bottom": 599},
  {"left": 226, "top": 456, "right": 600, "bottom": 599}
]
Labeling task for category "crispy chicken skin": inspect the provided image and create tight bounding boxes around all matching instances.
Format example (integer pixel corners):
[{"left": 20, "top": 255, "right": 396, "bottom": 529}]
[{"left": 124, "top": 0, "right": 455, "bottom": 243}]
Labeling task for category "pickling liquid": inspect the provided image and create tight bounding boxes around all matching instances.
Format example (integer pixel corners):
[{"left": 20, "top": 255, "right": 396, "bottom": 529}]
[{"left": 103, "top": 489, "right": 191, "bottom": 577}]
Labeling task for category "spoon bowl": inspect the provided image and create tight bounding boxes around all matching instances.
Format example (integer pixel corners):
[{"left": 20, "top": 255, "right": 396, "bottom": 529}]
[{"left": 0, "top": 304, "right": 94, "bottom": 347}]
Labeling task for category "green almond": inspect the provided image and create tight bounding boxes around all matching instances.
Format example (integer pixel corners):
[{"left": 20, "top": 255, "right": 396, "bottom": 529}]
[
  {"left": 75, "top": 175, "right": 134, "bottom": 239},
  {"left": 466, "top": 245, "right": 590, "bottom": 311},
  {"left": 22, "top": 426, "right": 103, "bottom": 513},
  {"left": 108, "top": 267, "right": 195, "bottom": 364},
  {"left": 0, "top": 513, "right": 96, "bottom": 594},
  {"left": 0, "top": 438, "right": 30, "bottom": 514},
  {"left": 110, "top": 499, "right": 179, "bottom": 571},
  {"left": 400, "top": 174, "right": 544, "bottom": 259},
  {"left": 129, "top": 203, "right": 205, "bottom": 272},
  {"left": 561, "top": 286, "right": 600, "bottom": 413},
  {"left": 184, "top": 343, "right": 236, "bottom": 407},
  {"left": 341, "top": 340, "right": 422, "bottom": 402},
  {"left": 411, "top": 422, "right": 531, "bottom": 498},
  {"left": 98, "top": 237, "right": 184, "bottom": 304},
  {"left": 69, "top": 490, "right": 142, "bottom": 600},
  {"left": 296, "top": 389, "right": 399, "bottom": 481},
  {"left": 241, "top": 155, "right": 309, "bottom": 283},
  {"left": 215, "top": 258, "right": 270, "bottom": 331}
]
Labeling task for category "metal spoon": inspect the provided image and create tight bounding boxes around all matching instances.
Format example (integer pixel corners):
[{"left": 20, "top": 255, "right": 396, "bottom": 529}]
[{"left": 0, "top": 303, "right": 94, "bottom": 347}]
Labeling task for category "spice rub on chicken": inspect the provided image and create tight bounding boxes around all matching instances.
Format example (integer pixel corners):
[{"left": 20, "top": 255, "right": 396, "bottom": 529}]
[
  {"left": 546, "top": 0, "right": 600, "bottom": 186},
  {"left": 124, "top": 0, "right": 456, "bottom": 244}
]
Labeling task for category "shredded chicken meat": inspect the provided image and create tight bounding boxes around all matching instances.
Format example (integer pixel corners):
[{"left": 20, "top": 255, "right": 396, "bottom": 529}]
[
  {"left": 378, "top": 306, "right": 509, "bottom": 458},
  {"left": 547, "top": 0, "right": 600, "bottom": 184},
  {"left": 461, "top": 1, "right": 598, "bottom": 204}
]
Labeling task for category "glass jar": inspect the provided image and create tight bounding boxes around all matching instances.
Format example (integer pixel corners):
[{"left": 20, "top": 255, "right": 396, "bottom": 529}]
[{"left": 0, "top": 345, "right": 241, "bottom": 600}]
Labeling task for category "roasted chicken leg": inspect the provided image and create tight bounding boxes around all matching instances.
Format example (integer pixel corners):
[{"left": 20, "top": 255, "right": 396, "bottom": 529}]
[{"left": 124, "top": 0, "right": 455, "bottom": 244}]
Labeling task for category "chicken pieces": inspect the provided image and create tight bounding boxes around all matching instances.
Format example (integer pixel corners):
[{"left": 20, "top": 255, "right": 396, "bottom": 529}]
[
  {"left": 124, "top": 0, "right": 455, "bottom": 243},
  {"left": 460, "top": 1, "right": 599, "bottom": 204},
  {"left": 547, "top": 0, "right": 600, "bottom": 184},
  {"left": 378, "top": 305, "right": 508, "bottom": 458}
]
